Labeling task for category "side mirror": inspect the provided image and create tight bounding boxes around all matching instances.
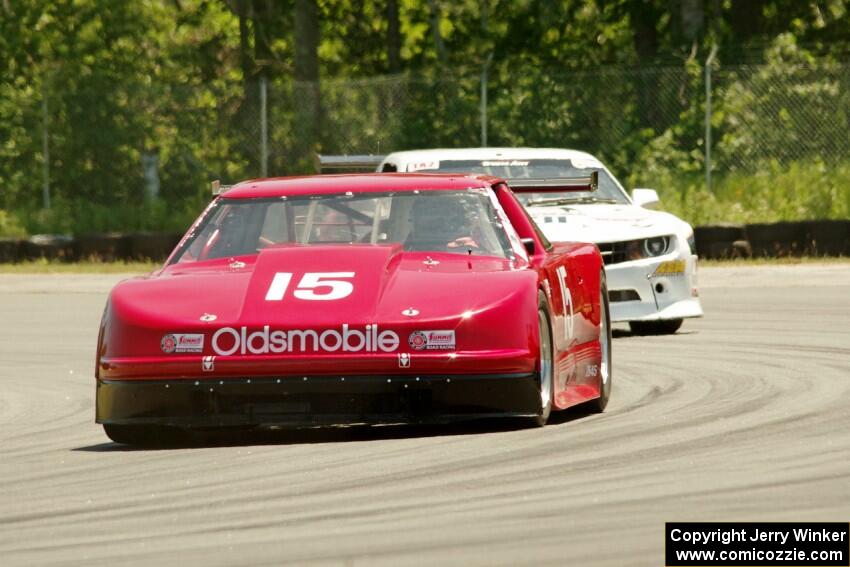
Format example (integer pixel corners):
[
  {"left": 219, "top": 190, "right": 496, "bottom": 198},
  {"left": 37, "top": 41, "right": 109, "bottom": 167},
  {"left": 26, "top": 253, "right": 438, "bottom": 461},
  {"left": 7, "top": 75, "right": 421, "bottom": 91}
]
[
  {"left": 632, "top": 188, "right": 660, "bottom": 209},
  {"left": 521, "top": 238, "right": 536, "bottom": 255}
]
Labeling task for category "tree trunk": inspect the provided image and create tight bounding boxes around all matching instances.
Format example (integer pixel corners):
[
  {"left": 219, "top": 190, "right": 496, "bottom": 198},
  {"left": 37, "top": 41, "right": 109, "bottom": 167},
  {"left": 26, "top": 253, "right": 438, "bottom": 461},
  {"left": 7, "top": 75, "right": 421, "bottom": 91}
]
[
  {"left": 293, "top": 0, "right": 320, "bottom": 166},
  {"left": 680, "top": 0, "right": 704, "bottom": 43},
  {"left": 629, "top": 3, "right": 658, "bottom": 62},
  {"left": 236, "top": 0, "right": 253, "bottom": 86},
  {"left": 428, "top": 0, "right": 446, "bottom": 63},
  {"left": 252, "top": 0, "right": 274, "bottom": 73},
  {"left": 386, "top": 0, "right": 401, "bottom": 73},
  {"left": 728, "top": 0, "right": 765, "bottom": 40},
  {"left": 294, "top": 0, "right": 319, "bottom": 83}
]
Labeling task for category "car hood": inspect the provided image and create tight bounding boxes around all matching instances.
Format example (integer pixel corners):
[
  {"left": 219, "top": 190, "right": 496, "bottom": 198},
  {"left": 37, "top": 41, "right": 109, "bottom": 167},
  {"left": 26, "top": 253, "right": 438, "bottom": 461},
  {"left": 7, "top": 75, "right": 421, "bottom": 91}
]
[
  {"left": 527, "top": 203, "right": 690, "bottom": 243},
  {"left": 104, "top": 245, "right": 536, "bottom": 338}
]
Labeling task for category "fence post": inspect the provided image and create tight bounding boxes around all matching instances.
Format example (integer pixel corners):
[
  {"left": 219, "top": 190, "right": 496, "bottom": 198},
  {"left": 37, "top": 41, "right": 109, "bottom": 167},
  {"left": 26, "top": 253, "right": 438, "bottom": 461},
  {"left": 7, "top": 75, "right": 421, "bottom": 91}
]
[
  {"left": 480, "top": 52, "right": 493, "bottom": 147},
  {"left": 41, "top": 76, "right": 51, "bottom": 209},
  {"left": 260, "top": 74, "right": 268, "bottom": 177},
  {"left": 704, "top": 45, "right": 718, "bottom": 194}
]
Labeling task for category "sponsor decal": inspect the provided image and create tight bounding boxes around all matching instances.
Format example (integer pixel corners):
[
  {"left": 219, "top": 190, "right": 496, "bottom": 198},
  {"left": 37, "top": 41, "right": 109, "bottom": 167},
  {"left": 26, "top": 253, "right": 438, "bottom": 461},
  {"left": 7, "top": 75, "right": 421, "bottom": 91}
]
[
  {"left": 406, "top": 160, "right": 439, "bottom": 172},
  {"left": 481, "top": 160, "right": 529, "bottom": 167},
  {"left": 202, "top": 356, "right": 215, "bottom": 372},
  {"left": 652, "top": 259, "right": 686, "bottom": 277},
  {"left": 211, "top": 324, "right": 399, "bottom": 356},
  {"left": 161, "top": 333, "right": 204, "bottom": 354},
  {"left": 408, "top": 330, "right": 456, "bottom": 351},
  {"left": 398, "top": 353, "right": 411, "bottom": 368}
]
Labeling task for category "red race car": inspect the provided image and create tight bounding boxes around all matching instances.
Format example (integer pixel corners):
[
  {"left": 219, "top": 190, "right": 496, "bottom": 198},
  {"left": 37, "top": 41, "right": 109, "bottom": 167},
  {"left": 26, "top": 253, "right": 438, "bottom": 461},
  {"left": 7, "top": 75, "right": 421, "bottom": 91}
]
[{"left": 96, "top": 173, "right": 611, "bottom": 444}]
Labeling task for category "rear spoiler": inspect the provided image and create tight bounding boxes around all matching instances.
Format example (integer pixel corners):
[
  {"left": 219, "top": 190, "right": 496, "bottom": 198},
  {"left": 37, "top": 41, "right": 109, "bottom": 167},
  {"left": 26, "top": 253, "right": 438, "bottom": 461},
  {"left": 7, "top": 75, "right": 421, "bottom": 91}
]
[
  {"left": 316, "top": 154, "right": 385, "bottom": 173},
  {"left": 507, "top": 171, "right": 598, "bottom": 193},
  {"left": 210, "top": 179, "right": 233, "bottom": 195}
]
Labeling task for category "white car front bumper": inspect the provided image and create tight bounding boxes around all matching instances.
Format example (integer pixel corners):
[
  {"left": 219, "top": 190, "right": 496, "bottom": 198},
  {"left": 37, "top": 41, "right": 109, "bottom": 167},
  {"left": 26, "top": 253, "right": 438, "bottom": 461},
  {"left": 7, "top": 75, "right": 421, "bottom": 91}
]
[{"left": 606, "top": 253, "right": 704, "bottom": 323}]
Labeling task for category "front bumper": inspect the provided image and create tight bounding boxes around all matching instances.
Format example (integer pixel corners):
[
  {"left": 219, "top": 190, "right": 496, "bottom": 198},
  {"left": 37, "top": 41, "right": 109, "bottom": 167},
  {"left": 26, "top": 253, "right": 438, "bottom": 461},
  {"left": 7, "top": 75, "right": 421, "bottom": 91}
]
[
  {"left": 606, "top": 253, "right": 704, "bottom": 323},
  {"left": 96, "top": 373, "right": 542, "bottom": 427}
]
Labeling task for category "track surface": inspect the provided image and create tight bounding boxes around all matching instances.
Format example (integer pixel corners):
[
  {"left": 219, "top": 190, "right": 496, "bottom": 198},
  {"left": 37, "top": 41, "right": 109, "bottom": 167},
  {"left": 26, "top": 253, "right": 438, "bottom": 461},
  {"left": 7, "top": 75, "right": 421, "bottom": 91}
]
[{"left": 1, "top": 265, "right": 849, "bottom": 566}]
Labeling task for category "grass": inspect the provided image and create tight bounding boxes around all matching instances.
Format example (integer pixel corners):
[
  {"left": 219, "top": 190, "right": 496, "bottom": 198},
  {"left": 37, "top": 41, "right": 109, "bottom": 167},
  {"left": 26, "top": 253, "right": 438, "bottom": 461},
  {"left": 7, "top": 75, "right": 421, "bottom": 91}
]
[
  {"left": 632, "top": 160, "right": 850, "bottom": 226},
  {"left": 700, "top": 256, "right": 850, "bottom": 267},
  {"left": 0, "top": 259, "right": 160, "bottom": 274},
  {"left": 2, "top": 160, "right": 849, "bottom": 238}
]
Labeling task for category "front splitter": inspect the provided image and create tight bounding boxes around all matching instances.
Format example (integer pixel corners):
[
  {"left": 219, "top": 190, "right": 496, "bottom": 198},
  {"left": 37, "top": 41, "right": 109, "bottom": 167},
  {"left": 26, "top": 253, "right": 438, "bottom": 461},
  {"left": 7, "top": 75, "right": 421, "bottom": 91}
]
[{"left": 96, "top": 373, "right": 541, "bottom": 428}]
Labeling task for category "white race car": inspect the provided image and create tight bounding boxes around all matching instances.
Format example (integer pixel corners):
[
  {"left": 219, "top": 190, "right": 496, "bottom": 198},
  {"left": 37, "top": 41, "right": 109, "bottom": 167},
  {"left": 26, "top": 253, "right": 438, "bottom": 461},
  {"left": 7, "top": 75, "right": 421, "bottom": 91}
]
[{"left": 374, "top": 148, "right": 704, "bottom": 334}]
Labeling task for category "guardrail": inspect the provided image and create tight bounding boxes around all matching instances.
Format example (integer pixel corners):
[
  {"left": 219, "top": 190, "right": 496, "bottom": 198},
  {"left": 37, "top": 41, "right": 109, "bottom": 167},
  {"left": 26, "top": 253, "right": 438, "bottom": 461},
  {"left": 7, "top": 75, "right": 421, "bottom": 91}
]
[
  {"left": 0, "top": 232, "right": 182, "bottom": 263},
  {"left": 0, "top": 221, "right": 846, "bottom": 263}
]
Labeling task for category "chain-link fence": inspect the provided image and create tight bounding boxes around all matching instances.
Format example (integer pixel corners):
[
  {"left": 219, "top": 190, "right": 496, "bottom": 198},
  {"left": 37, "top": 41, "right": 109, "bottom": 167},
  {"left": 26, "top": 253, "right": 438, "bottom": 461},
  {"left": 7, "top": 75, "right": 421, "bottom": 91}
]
[
  {"left": 5, "top": 56, "right": 849, "bottom": 229},
  {"left": 263, "top": 60, "right": 850, "bottom": 182}
]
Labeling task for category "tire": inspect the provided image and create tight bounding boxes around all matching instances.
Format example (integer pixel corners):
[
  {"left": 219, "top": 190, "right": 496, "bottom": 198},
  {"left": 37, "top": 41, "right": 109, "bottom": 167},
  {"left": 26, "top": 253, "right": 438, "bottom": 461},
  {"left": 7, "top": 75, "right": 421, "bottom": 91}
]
[
  {"left": 588, "top": 272, "right": 612, "bottom": 413},
  {"left": 103, "top": 424, "right": 182, "bottom": 446},
  {"left": 528, "top": 291, "right": 555, "bottom": 427},
  {"left": 629, "top": 318, "right": 683, "bottom": 335}
]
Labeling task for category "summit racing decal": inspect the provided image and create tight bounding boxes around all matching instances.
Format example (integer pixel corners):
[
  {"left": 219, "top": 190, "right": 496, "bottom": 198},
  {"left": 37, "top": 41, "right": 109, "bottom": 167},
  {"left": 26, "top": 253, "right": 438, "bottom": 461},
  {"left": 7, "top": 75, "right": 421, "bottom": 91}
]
[
  {"left": 652, "top": 259, "right": 686, "bottom": 277},
  {"left": 211, "top": 325, "right": 399, "bottom": 356},
  {"left": 408, "top": 330, "right": 456, "bottom": 351},
  {"left": 161, "top": 333, "right": 204, "bottom": 353}
]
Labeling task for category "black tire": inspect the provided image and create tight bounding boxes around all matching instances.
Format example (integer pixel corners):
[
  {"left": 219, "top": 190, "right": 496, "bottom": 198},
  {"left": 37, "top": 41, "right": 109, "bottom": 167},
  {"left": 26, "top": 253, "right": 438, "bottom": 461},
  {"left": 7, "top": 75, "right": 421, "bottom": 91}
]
[
  {"left": 588, "top": 272, "right": 612, "bottom": 413},
  {"left": 528, "top": 291, "right": 555, "bottom": 427},
  {"left": 629, "top": 318, "right": 683, "bottom": 335},
  {"left": 103, "top": 424, "right": 183, "bottom": 446}
]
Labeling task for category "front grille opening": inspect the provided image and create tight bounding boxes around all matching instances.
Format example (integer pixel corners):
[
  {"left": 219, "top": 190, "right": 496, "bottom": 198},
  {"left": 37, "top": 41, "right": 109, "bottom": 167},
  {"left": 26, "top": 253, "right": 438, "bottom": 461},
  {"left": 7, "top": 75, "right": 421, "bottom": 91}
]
[
  {"left": 609, "top": 289, "right": 641, "bottom": 302},
  {"left": 597, "top": 242, "right": 629, "bottom": 265}
]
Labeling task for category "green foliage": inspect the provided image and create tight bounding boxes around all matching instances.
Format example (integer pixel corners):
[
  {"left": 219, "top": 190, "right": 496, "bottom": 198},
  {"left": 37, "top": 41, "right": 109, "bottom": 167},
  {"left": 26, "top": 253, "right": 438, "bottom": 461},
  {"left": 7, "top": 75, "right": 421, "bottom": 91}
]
[
  {"left": 715, "top": 34, "right": 850, "bottom": 170},
  {"left": 0, "top": 210, "right": 27, "bottom": 237},
  {"left": 656, "top": 160, "right": 850, "bottom": 225},
  {"left": 1, "top": 0, "right": 849, "bottom": 238},
  {"left": 12, "top": 197, "right": 204, "bottom": 236}
]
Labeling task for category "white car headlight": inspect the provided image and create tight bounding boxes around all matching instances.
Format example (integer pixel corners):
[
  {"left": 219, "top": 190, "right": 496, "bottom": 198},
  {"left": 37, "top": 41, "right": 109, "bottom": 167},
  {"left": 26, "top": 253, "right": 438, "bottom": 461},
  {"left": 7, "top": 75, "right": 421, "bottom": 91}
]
[{"left": 642, "top": 236, "right": 670, "bottom": 257}]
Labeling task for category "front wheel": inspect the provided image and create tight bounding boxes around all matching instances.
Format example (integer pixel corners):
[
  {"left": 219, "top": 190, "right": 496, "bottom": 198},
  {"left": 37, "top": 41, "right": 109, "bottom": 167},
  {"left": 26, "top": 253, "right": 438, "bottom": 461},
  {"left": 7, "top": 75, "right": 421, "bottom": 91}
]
[
  {"left": 528, "top": 292, "right": 555, "bottom": 427},
  {"left": 629, "top": 318, "right": 683, "bottom": 335},
  {"left": 588, "top": 272, "right": 612, "bottom": 412}
]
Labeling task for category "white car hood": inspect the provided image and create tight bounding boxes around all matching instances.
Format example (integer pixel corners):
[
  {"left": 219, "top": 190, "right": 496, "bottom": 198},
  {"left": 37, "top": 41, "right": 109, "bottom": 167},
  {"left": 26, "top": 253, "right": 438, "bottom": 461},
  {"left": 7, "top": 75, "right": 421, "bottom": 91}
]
[{"left": 529, "top": 203, "right": 689, "bottom": 244}]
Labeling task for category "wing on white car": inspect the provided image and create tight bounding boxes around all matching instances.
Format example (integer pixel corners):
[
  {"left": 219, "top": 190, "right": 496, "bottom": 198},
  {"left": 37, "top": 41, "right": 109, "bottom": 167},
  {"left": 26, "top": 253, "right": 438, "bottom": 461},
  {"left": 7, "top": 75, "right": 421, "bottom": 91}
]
[
  {"left": 507, "top": 172, "right": 598, "bottom": 193},
  {"left": 316, "top": 154, "right": 386, "bottom": 173}
]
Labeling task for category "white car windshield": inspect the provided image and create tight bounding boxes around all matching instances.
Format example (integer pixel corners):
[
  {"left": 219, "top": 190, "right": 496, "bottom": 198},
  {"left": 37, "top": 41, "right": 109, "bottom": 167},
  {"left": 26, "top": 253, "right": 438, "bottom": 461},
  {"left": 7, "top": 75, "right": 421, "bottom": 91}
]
[
  {"left": 173, "top": 190, "right": 515, "bottom": 263},
  {"left": 419, "top": 159, "right": 630, "bottom": 205}
]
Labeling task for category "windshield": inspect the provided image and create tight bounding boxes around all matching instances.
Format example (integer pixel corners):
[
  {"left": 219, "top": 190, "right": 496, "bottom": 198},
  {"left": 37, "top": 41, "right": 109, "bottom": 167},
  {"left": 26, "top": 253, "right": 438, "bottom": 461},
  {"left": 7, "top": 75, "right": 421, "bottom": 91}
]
[
  {"left": 419, "top": 159, "right": 630, "bottom": 205},
  {"left": 172, "top": 190, "right": 516, "bottom": 263}
]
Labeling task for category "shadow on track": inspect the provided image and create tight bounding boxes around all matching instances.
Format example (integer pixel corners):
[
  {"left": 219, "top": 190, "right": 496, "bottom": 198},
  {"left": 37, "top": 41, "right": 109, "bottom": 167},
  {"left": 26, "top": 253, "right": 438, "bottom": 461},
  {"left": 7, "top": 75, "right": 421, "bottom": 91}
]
[
  {"left": 612, "top": 329, "right": 697, "bottom": 339},
  {"left": 73, "top": 404, "right": 599, "bottom": 452}
]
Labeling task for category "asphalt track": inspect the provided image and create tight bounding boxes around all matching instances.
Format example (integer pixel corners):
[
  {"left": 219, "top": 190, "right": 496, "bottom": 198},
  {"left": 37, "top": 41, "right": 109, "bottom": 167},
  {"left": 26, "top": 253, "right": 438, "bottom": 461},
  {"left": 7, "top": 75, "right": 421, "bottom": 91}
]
[{"left": 1, "top": 264, "right": 848, "bottom": 566}]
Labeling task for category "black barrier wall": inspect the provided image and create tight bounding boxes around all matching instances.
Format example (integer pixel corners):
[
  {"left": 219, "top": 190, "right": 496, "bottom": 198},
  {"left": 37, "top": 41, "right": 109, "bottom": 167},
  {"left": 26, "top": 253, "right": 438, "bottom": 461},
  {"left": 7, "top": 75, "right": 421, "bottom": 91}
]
[
  {"left": 3, "top": 233, "right": 183, "bottom": 263},
  {"left": 692, "top": 220, "right": 848, "bottom": 259}
]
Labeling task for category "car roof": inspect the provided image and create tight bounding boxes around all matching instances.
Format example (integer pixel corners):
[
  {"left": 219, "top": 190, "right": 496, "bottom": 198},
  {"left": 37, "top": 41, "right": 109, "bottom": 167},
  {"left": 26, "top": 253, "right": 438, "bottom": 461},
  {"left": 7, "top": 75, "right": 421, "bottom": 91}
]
[
  {"left": 221, "top": 173, "right": 500, "bottom": 199},
  {"left": 382, "top": 147, "right": 602, "bottom": 165}
]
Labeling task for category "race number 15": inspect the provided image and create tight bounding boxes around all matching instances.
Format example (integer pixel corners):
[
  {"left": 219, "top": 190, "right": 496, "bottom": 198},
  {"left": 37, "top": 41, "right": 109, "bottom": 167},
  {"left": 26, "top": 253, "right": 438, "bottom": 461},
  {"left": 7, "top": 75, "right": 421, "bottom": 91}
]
[{"left": 265, "top": 272, "right": 355, "bottom": 301}]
